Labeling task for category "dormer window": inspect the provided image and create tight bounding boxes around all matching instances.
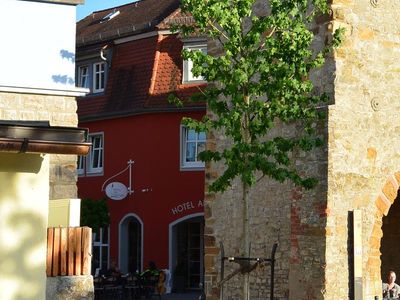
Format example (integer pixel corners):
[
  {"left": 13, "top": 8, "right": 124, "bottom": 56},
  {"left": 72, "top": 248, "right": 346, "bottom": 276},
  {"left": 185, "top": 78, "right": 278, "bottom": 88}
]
[
  {"left": 93, "top": 62, "right": 106, "bottom": 93},
  {"left": 78, "top": 66, "right": 89, "bottom": 89},
  {"left": 183, "top": 43, "right": 207, "bottom": 83},
  {"left": 77, "top": 61, "right": 107, "bottom": 94}
]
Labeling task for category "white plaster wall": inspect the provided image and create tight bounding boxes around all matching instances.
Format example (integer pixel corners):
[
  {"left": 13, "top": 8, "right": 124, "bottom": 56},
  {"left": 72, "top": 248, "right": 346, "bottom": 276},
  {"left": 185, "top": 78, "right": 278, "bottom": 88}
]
[
  {"left": 0, "top": 153, "right": 49, "bottom": 300},
  {"left": 0, "top": 0, "right": 76, "bottom": 91}
]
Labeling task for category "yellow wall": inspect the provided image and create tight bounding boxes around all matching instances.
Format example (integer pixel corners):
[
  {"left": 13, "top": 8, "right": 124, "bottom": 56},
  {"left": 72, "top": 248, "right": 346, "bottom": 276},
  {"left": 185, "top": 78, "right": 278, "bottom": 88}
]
[
  {"left": 0, "top": 153, "right": 49, "bottom": 300},
  {"left": 48, "top": 198, "right": 81, "bottom": 227}
]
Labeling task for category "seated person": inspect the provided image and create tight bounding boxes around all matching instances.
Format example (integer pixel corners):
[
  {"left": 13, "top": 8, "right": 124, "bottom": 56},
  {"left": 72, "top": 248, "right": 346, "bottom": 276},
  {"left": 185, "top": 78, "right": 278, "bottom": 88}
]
[
  {"left": 141, "top": 261, "right": 159, "bottom": 277},
  {"left": 383, "top": 271, "right": 400, "bottom": 299},
  {"left": 106, "top": 260, "right": 122, "bottom": 282},
  {"left": 140, "top": 261, "right": 161, "bottom": 298}
]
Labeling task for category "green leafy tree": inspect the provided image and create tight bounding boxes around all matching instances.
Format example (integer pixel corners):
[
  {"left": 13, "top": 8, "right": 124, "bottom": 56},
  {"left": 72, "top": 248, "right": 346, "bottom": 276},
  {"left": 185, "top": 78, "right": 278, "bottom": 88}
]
[
  {"left": 171, "top": 0, "right": 343, "bottom": 298},
  {"left": 80, "top": 198, "right": 110, "bottom": 230}
]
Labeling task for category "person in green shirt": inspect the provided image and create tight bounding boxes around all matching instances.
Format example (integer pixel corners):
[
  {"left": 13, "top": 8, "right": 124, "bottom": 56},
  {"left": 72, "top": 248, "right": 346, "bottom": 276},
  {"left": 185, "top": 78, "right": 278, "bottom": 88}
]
[{"left": 140, "top": 261, "right": 160, "bottom": 299}]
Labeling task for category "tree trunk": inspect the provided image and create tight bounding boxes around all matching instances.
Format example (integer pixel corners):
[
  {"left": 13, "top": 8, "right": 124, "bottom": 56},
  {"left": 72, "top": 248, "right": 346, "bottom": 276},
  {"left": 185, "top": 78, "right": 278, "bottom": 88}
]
[
  {"left": 242, "top": 181, "right": 250, "bottom": 300},
  {"left": 241, "top": 99, "right": 251, "bottom": 300}
]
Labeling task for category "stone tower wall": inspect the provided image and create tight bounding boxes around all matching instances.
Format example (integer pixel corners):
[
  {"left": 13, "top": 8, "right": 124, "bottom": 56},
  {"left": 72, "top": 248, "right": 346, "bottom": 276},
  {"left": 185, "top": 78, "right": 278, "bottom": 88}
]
[
  {"left": 204, "top": 0, "right": 400, "bottom": 299},
  {"left": 325, "top": 0, "right": 400, "bottom": 299}
]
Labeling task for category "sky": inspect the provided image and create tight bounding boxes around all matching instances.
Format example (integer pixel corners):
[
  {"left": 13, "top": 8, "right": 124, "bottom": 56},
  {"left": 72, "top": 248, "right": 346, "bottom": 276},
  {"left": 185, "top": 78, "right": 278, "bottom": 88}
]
[{"left": 77, "top": 0, "right": 137, "bottom": 21}]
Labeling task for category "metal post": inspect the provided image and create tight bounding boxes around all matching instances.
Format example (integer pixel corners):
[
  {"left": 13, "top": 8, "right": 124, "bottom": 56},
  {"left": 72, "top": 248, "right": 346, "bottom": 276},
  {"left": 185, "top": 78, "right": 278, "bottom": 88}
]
[
  {"left": 270, "top": 243, "right": 278, "bottom": 300},
  {"left": 220, "top": 242, "right": 225, "bottom": 300}
]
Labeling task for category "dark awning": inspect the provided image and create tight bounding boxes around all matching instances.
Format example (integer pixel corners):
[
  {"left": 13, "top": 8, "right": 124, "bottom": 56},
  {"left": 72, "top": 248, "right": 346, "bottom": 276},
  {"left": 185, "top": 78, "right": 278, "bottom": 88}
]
[{"left": 0, "top": 121, "right": 91, "bottom": 155}]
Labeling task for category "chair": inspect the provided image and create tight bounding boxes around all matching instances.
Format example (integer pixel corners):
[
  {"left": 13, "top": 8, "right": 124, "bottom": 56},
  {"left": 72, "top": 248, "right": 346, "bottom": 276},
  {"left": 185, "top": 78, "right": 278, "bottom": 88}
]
[
  {"left": 140, "top": 271, "right": 164, "bottom": 299},
  {"left": 123, "top": 273, "right": 141, "bottom": 300},
  {"left": 102, "top": 275, "right": 124, "bottom": 300},
  {"left": 93, "top": 275, "right": 105, "bottom": 300}
]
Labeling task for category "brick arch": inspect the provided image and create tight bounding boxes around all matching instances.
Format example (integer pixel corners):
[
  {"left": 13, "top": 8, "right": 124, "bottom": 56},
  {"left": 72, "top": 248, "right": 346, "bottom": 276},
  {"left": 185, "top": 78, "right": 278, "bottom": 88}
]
[{"left": 366, "top": 173, "right": 400, "bottom": 294}]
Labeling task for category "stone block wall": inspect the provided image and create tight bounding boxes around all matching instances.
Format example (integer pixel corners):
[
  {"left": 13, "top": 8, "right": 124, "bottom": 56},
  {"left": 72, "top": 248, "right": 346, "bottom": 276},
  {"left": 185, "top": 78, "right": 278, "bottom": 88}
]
[
  {"left": 46, "top": 275, "right": 94, "bottom": 300},
  {"left": 204, "top": 0, "right": 400, "bottom": 299},
  {"left": 204, "top": 1, "right": 332, "bottom": 299},
  {"left": 325, "top": 1, "right": 400, "bottom": 298},
  {"left": 0, "top": 92, "right": 79, "bottom": 200}
]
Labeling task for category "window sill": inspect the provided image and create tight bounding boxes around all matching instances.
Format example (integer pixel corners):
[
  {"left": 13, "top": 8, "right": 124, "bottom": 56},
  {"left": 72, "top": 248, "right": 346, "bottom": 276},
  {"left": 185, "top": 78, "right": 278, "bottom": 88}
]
[
  {"left": 180, "top": 165, "right": 205, "bottom": 172},
  {"left": 182, "top": 79, "right": 206, "bottom": 85},
  {"left": 79, "top": 91, "right": 106, "bottom": 98},
  {"left": 84, "top": 171, "right": 104, "bottom": 177}
]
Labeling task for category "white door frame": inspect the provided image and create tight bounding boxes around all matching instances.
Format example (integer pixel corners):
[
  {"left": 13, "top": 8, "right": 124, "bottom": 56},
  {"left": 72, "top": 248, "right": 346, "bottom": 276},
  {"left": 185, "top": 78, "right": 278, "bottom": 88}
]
[
  {"left": 168, "top": 212, "right": 204, "bottom": 279},
  {"left": 118, "top": 213, "right": 144, "bottom": 273}
]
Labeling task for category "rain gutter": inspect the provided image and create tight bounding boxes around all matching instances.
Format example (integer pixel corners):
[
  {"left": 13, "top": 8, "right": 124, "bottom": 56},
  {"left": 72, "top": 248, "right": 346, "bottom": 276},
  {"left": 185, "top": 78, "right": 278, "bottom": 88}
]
[{"left": 0, "top": 121, "right": 91, "bottom": 155}]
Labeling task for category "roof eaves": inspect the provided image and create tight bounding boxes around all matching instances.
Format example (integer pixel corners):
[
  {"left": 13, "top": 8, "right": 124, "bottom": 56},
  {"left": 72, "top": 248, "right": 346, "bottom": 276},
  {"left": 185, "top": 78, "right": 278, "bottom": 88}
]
[
  {"left": 79, "top": 106, "right": 206, "bottom": 123},
  {"left": 33, "top": 0, "right": 84, "bottom": 5},
  {"left": 0, "top": 121, "right": 90, "bottom": 155},
  {"left": 76, "top": 20, "right": 159, "bottom": 47}
]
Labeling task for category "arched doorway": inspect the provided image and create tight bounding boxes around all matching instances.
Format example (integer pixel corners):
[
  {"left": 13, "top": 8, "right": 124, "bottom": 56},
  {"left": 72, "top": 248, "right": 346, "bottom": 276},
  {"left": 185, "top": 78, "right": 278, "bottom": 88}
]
[
  {"left": 365, "top": 174, "right": 400, "bottom": 297},
  {"left": 169, "top": 213, "right": 204, "bottom": 290},
  {"left": 119, "top": 213, "right": 143, "bottom": 274},
  {"left": 381, "top": 190, "right": 400, "bottom": 279}
]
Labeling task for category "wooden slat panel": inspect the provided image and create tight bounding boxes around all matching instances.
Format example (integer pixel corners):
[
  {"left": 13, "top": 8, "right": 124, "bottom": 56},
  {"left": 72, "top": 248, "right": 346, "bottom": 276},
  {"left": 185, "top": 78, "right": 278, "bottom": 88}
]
[
  {"left": 82, "top": 227, "right": 92, "bottom": 275},
  {"left": 46, "top": 226, "right": 92, "bottom": 277},
  {"left": 60, "top": 228, "right": 68, "bottom": 276},
  {"left": 46, "top": 228, "right": 54, "bottom": 277},
  {"left": 75, "top": 227, "right": 82, "bottom": 275},
  {"left": 68, "top": 227, "right": 76, "bottom": 276},
  {"left": 53, "top": 227, "right": 61, "bottom": 276}
]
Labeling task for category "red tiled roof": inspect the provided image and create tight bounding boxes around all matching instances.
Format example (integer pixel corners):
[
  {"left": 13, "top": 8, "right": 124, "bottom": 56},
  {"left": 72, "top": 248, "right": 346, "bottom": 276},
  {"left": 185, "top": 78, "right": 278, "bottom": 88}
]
[
  {"left": 77, "top": 0, "right": 205, "bottom": 121},
  {"left": 77, "top": 34, "right": 205, "bottom": 121},
  {"left": 77, "top": 0, "right": 180, "bottom": 46},
  {"left": 157, "top": 8, "right": 194, "bottom": 29}
]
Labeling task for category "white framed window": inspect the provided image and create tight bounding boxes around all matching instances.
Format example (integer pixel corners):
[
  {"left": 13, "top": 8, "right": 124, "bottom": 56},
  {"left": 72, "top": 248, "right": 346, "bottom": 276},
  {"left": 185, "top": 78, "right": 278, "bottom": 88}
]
[
  {"left": 78, "top": 133, "right": 104, "bottom": 176},
  {"left": 88, "top": 134, "right": 104, "bottom": 174},
  {"left": 181, "top": 126, "right": 206, "bottom": 170},
  {"left": 77, "top": 155, "right": 85, "bottom": 176},
  {"left": 78, "top": 65, "right": 89, "bottom": 88},
  {"left": 76, "top": 61, "right": 108, "bottom": 94},
  {"left": 93, "top": 62, "right": 106, "bottom": 93},
  {"left": 92, "top": 226, "right": 110, "bottom": 275},
  {"left": 183, "top": 44, "right": 207, "bottom": 83}
]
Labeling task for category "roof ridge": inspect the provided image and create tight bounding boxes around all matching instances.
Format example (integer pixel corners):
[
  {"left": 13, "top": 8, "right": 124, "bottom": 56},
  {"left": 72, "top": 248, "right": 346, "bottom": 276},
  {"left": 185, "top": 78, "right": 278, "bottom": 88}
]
[{"left": 91, "top": 0, "right": 142, "bottom": 15}]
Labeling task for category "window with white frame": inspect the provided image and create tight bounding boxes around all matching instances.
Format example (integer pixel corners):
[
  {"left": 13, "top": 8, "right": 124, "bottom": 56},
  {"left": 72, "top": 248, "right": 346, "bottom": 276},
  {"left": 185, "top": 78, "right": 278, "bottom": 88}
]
[
  {"left": 77, "top": 133, "right": 104, "bottom": 176},
  {"left": 93, "top": 62, "right": 106, "bottom": 93},
  {"left": 78, "top": 65, "right": 89, "bottom": 88},
  {"left": 77, "top": 155, "right": 85, "bottom": 175},
  {"left": 183, "top": 43, "right": 207, "bottom": 83},
  {"left": 88, "top": 134, "right": 103, "bottom": 174},
  {"left": 181, "top": 126, "right": 206, "bottom": 169},
  {"left": 92, "top": 227, "right": 109, "bottom": 275},
  {"left": 76, "top": 61, "right": 107, "bottom": 94}
]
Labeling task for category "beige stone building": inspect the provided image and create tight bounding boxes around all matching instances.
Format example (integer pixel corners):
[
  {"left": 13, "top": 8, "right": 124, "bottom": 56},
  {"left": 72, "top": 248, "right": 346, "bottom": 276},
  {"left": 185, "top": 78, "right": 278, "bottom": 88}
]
[
  {"left": 0, "top": 1, "right": 88, "bottom": 299},
  {"left": 204, "top": 1, "right": 400, "bottom": 299}
]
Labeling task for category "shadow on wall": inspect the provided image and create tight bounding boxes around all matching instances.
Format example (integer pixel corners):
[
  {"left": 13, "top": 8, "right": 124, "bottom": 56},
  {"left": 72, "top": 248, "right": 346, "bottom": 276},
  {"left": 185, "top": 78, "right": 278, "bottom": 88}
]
[
  {"left": 52, "top": 75, "right": 75, "bottom": 85},
  {"left": 2, "top": 212, "right": 47, "bottom": 300},
  {"left": 0, "top": 153, "right": 43, "bottom": 173},
  {"left": 0, "top": 153, "right": 47, "bottom": 300},
  {"left": 60, "top": 50, "right": 75, "bottom": 63},
  {"left": 51, "top": 49, "right": 76, "bottom": 85}
]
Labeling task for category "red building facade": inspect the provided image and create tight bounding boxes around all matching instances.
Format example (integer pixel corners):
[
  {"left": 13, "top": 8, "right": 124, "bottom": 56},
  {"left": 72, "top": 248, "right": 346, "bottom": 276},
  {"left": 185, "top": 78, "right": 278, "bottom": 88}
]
[{"left": 76, "top": 0, "right": 206, "bottom": 289}]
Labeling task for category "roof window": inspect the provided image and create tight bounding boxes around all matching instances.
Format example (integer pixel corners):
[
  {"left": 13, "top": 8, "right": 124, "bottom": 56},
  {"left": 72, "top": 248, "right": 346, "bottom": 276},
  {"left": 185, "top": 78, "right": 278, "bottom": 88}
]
[{"left": 101, "top": 10, "right": 120, "bottom": 23}]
